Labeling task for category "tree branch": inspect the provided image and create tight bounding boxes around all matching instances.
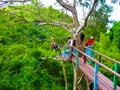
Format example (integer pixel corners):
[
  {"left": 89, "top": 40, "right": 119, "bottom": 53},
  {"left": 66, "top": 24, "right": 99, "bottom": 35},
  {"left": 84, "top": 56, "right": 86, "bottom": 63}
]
[
  {"left": 1, "top": 8, "right": 73, "bottom": 33},
  {"left": 61, "top": 61, "right": 68, "bottom": 90},
  {"left": 56, "top": 0, "right": 74, "bottom": 12},
  {"left": 73, "top": 0, "right": 76, "bottom": 8},
  {"left": 76, "top": 0, "right": 98, "bottom": 34},
  {"left": 38, "top": 20, "right": 73, "bottom": 33}
]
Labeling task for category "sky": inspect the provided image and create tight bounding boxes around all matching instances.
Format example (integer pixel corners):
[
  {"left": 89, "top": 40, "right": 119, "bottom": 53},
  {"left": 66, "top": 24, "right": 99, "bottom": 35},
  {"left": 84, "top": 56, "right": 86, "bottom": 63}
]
[
  {"left": 106, "top": 1, "right": 120, "bottom": 21},
  {"left": 40, "top": 0, "right": 120, "bottom": 22}
]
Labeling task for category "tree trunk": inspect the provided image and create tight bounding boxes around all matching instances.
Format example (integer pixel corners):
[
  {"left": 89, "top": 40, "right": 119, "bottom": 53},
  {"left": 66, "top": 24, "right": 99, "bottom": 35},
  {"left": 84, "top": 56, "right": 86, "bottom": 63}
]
[
  {"left": 72, "top": 10, "right": 79, "bottom": 30},
  {"left": 75, "top": 34, "right": 80, "bottom": 49},
  {"left": 56, "top": 1, "right": 99, "bottom": 90},
  {"left": 61, "top": 61, "right": 68, "bottom": 90},
  {"left": 73, "top": 63, "right": 77, "bottom": 90},
  {"left": 73, "top": 34, "right": 82, "bottom": 90}
]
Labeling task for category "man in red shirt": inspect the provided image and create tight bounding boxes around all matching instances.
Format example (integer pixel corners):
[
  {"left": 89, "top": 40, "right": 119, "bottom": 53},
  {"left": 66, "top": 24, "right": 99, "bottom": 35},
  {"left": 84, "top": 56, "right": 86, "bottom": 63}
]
[
  {"left": 85, "top": 36, "right": 94, "bottom": 46},
  {"left": 85, "top": 36, "right": 94, "bottom": 64}
]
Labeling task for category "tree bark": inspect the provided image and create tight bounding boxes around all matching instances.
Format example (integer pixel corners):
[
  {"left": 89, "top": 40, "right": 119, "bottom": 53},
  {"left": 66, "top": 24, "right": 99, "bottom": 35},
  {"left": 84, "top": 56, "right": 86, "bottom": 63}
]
[
  {"left": 56, "top": 1, "right": 98, "bottom": 90},
  {"left": 72, "top": 63, "right": 77, "bottom": 90},
  {"left": 61, "top": 61, "right": 68, "bottom": 90},
  {"left": 76, "top": 0, "right": 98, "bottom": 34},
  {"left": 72, "top": 10, "right": 79, "bottom": 30}
]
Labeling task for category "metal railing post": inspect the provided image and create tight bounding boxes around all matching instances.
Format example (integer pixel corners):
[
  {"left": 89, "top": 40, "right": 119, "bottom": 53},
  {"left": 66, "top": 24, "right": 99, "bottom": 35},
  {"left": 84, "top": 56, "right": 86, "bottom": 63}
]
[
  {"left": 113, "top": 63, "right": 119, "bottom": 90},
  {"left": 94, "top": 63, "right": 99, "bottom": 90},
  {"left": 76, "top": 50, "right": 79, "bottom": 67}
]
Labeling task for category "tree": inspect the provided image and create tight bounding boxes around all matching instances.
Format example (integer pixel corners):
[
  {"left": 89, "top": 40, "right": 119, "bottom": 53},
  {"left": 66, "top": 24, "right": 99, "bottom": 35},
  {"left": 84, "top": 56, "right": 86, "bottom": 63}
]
[
  {"left": 84, "top": 3, "right": 113, "bottom": 40},
  {"left": 1, "top": 0, "right": 120, "bottom": 89},
  {"left": 56, "top": 0, "right": 98, "bottom": 35},
  {"left": 56, "top": 0, "right": 98, "bottom": 90},
  {"left": 55, "top": 0, "right": 119, "bottom": 90},
  {"left": 0, "top": 9, "right": 72, "bottom": 89},
  {"left": 110, "top": 21, "right": 120, "bottom": 50}
]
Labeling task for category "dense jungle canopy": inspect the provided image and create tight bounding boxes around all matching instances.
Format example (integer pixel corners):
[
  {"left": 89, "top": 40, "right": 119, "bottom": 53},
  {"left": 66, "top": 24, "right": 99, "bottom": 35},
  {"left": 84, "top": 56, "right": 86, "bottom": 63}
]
[{"left": 0, "top": 0, "right": 120, "bottom": 90}]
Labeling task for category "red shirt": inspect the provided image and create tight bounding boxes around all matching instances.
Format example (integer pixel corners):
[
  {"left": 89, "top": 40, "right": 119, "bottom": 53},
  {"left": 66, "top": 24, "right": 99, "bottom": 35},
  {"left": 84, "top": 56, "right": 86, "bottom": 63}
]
[{"left": 86, "top": 38, "right": 94, "bottom": 46}]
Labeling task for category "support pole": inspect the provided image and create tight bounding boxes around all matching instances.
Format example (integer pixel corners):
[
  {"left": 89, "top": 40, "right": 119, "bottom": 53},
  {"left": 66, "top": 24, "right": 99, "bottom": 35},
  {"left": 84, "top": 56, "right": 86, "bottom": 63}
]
[
  {"left": 113, "top": 63, "right": 118, "bottom": 90},
  {"left": 93, "top": 63, "right": 99, "bottom": 90},
  {"left": 73, "top": 50, "right": 79, "bottom": 90},
  {"left": 61, "top": 61, "right": 68, "bottom": 90},
  {"left": 76, "top": 50, "right": 79, "bottom": 67}
]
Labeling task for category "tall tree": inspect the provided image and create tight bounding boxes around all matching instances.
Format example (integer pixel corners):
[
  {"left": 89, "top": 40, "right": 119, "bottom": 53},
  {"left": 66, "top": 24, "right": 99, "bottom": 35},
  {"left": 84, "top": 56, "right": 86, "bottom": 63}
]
[
  {"left": 84, "top": 3, "right": 113, "bottom": 40},
  {"left": 56, "top": 0, "right": 98, "bottom": 90},
  {"left": 56, "top": 0, "right": 98, "bottom": 35},
  {"left": 1, "top": 0, "right": 120, "bottom": 90},
  {"left": 56, "top": 0, "right": 119, "bottom": 90}
]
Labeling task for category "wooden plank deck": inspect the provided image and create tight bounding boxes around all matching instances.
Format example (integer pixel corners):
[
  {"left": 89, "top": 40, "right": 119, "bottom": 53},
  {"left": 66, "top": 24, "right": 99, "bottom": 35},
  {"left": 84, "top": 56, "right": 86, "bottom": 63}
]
[{"left": 71, "top": 56, "right": 120, "bottom": 90}]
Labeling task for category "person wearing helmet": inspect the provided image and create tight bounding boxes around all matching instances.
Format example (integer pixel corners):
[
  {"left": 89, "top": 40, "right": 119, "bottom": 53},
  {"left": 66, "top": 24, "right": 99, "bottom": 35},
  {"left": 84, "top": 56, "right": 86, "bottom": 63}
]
[
  {"left": 85, "top": 36, "right": 94, "bottom": 64},
  {"left": 85, "top": 36, "right": 94, "bottom": 46},
  {"left": 51, "top": 37, "right": 57, "bottom": 51}
]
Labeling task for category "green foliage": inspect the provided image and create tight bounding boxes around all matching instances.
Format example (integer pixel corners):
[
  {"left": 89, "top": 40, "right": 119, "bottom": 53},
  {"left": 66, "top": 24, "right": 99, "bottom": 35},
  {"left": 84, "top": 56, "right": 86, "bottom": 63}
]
[
  {"left": 0, "top": 2, "right": 119, "bottom": 89},
  {"left": 94, "top": 31, "right": 120, "bottom": 85},
  {"left": 99, "top": 33, "right": 111, "bottom": 51},
  {"left": 110, "top": 21, "right": 120, "bottom": 49},
  {"left": 0, "top": 5, "right": 72, "bottom": 90},
  {"left": 84, "top": 3, "right": 113, "bottom": 40}
]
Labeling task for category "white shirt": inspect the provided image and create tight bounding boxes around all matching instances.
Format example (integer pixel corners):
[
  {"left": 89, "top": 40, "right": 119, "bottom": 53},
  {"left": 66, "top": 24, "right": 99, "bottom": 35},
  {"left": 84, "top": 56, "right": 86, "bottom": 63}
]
[{"left": 68, "top": 39, "right": 73, "bottom": 47}]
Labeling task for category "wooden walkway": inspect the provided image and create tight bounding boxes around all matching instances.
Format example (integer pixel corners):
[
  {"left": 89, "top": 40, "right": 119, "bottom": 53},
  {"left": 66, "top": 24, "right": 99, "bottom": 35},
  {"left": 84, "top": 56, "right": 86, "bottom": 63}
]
[
  {"left": 71, "top": 56, "right": 120, "bottom": 90},
  {"left": 60, "top": 46, "right": 120, "bottom": 90}
]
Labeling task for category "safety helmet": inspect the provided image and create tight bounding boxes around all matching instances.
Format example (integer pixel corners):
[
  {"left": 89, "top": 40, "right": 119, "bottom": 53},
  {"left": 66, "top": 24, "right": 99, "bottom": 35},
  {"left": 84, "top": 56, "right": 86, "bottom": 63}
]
[{"left": 90, "top": 36, "right": 93, "bottom": 39}]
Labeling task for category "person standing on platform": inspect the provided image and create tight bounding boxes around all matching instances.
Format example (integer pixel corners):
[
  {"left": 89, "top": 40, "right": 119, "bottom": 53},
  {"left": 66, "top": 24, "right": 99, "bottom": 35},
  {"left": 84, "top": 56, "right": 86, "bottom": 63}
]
[
  {"left": 80, "top": 31, "right": 85, "bottom": 45},
  {"left": 85, "top": 36, "right": 94, "bottom": 47},
  {"left": 67, "top": 36, "right": 73, "bottom": 51},
  {"left": 51, "top": 37, "right": 57, "bottom": 52},
  {"left": 85, "top": 36, "right": 94, "bottom": 64}
]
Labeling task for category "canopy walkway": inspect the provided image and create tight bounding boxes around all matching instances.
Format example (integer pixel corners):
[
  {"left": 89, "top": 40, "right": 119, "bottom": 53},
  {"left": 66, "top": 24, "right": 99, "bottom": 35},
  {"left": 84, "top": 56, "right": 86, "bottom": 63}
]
[{"left": 60, "top": 46, "right": 120, "bottom": 90}]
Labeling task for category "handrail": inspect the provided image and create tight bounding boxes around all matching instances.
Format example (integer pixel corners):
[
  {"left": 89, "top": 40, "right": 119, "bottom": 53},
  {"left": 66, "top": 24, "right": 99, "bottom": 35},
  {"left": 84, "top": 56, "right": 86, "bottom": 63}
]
[
  {"left": 71, "top": 46, "right": 120, "bottom": 78},
  {"left": 84, "top": 46, "right": 120, "bottom": 65}
]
